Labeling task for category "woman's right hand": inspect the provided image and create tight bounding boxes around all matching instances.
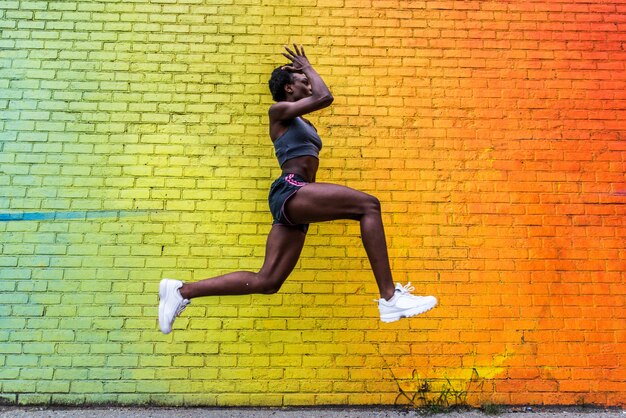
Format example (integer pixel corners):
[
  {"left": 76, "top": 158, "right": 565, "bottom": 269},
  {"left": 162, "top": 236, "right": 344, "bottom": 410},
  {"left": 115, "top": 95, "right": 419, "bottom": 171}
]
[{"left": 281, "top": 44, "right": 311, "bottom": 72}]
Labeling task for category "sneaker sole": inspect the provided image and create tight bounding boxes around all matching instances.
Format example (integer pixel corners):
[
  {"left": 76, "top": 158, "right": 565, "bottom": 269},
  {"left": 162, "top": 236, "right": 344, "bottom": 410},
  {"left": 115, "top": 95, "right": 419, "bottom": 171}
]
[{"left": 380, "top": 299, "right": 437, "bottom": 323}]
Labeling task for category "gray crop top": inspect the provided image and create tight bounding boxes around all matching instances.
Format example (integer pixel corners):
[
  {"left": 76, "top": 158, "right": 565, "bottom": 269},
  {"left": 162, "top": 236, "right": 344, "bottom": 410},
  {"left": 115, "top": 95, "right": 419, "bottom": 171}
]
[{"left": 273, "top": 117, "right": 323, "bottom": 166}]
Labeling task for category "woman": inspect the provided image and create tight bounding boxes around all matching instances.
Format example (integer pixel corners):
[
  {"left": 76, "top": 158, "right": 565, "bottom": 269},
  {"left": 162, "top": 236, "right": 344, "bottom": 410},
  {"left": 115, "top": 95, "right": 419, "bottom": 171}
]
[{"left": 159, "top": 45, "right": 437, "bottom": 334}]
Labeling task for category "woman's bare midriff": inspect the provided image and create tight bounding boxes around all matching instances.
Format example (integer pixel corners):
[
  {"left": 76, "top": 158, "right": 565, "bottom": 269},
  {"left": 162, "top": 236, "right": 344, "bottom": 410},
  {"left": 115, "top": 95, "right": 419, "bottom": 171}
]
[{"left": 280, "top": 155, "right": 319, "bottom": 183}]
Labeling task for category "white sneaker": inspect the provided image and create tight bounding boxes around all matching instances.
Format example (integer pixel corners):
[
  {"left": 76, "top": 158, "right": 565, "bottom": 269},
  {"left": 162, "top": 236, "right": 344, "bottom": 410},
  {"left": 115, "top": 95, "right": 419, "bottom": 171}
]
[
  {"left": 377, "top": 283, "right": 437, "bottom": 323},
  {"left": 158, "top": 279, "right": 190, "bottom": 334}
]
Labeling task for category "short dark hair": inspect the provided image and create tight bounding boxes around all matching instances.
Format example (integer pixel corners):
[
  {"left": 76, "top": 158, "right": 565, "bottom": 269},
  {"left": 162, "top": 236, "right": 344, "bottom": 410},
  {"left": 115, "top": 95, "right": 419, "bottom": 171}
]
[{"left": 268, "top": 67, "right": 294, "bottom": 102}]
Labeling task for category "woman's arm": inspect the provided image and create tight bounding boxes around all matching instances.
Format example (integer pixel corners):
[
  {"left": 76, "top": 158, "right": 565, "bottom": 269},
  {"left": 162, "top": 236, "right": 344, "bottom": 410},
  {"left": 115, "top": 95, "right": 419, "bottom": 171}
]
[{"left": 269, "top": 45, "right": 334, "bottom": 122}]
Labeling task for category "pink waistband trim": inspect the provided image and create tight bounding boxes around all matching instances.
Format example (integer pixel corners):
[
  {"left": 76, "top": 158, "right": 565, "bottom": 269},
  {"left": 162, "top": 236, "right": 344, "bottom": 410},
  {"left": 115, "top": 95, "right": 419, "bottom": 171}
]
[{"left": 284, "top": 173, "right": 307, "bottom": 187}]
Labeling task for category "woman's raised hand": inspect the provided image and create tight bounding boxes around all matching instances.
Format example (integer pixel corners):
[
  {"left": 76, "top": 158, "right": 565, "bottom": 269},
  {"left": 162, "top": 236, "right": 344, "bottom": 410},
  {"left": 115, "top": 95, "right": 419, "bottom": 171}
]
[{"left": 281, "top": 44, "right": 311, "bottom": 72}]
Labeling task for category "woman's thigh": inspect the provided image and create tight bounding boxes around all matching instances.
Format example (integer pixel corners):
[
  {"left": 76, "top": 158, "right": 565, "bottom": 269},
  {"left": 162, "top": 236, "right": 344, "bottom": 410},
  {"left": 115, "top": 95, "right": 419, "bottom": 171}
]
[{"left": 284, "top": 182, "right": 378, "bottom": 224}]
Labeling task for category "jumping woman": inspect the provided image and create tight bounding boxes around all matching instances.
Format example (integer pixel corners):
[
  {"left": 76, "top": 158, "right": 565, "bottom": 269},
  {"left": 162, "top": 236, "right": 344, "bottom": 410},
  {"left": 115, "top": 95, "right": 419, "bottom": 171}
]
[{"left": 158, "top": 45, "right": 437, "bottom": 334}]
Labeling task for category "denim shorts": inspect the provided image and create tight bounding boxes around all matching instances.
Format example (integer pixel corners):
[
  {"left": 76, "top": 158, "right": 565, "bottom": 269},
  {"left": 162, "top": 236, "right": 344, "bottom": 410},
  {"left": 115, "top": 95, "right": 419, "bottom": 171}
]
[{"left": 268, "top": 173, "right": 309, "bottom": 233}]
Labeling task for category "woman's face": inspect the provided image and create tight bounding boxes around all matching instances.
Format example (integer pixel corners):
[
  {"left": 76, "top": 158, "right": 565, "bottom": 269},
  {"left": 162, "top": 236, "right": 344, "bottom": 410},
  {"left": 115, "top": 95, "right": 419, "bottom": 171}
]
[{"left": 287, "top": 72, "right": 312, "bottom": 100}]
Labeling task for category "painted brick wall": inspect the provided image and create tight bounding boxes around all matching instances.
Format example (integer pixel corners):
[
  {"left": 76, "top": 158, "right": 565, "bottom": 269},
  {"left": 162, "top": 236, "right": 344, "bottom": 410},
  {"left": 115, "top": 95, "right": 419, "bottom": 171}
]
[{"left": 1, "top": 0, "right": 625, "bottom": 407}]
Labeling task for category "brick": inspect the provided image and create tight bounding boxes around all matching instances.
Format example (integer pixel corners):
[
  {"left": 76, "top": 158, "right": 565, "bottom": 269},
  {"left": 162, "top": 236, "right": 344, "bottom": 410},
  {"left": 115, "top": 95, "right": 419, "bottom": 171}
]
[{"left": 37, "top": 381, "right": 70, "bottom": 393}]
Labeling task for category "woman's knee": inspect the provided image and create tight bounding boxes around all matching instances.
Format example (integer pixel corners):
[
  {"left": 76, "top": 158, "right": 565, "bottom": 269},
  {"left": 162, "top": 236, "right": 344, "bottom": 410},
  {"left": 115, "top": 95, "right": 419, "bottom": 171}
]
[
  {"left": 261, "top": 283, "right": 282, "bottom": 295},
  {"left": 255, "top": 272, "right": 284, "bottom": 294},
  {"left": 359, "top": 193, "right": 381, "bottom": 215}
]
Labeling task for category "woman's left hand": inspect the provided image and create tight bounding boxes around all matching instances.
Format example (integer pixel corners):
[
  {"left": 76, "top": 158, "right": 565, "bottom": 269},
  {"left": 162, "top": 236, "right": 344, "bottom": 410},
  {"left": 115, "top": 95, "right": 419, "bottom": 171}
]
[{"left": 281, "top": 44, "right": 311, "bottom": 72}]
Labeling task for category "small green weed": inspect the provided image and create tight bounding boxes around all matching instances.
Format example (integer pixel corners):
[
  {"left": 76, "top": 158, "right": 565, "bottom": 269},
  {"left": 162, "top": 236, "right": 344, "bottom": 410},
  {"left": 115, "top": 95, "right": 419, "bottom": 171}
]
[
  {"left": 384, "top": 362, "right": 484, "bottom": 412},
  {"left": 376, "top": 343, "right": 498, "bottom": 413},
  {"left": 481, "top": 403, "right": 503, "bottom": 415}
]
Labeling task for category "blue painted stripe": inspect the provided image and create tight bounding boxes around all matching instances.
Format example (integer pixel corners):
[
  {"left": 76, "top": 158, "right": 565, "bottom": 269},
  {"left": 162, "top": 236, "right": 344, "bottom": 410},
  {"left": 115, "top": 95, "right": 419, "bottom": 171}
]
[{"left": 0, "top": 210, "right": 150, "bottom": 222}]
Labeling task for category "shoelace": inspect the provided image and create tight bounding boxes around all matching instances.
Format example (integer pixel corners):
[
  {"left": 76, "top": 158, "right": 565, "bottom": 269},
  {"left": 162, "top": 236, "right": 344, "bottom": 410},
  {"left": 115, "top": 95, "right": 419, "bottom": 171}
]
[
  {"left": 397, "top": 282, "right": 415, "bottom": 294},
  {"left": 175, "top": 300, "right": 190, "bottom": 317},
  {"left": 374, "top": 282, "right": 415, "bottom": 302}
]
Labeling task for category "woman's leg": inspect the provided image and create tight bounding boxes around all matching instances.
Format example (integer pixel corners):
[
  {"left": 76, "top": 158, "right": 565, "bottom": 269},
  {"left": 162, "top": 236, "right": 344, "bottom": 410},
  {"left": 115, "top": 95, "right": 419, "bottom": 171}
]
[
  {"left": 179, "top": 225, "right": 306, "bottom": 299},
  {"left": 284, "top": 182, "right": 396, "bottom": 300}
]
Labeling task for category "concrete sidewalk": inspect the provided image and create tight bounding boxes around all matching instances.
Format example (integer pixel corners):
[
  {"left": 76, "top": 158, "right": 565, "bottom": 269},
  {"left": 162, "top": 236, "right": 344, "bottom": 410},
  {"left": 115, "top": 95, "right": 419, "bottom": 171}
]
[{"left": 1, "top": 406, "right": 624, "bottom": 418}]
